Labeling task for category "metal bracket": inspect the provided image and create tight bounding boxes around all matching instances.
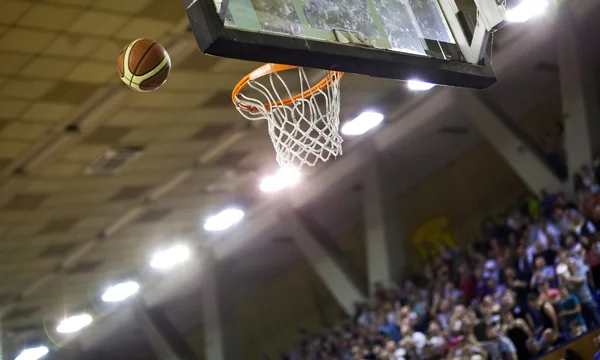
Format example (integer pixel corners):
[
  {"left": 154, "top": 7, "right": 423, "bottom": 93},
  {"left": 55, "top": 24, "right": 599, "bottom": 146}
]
[
  {"left": 333, "top": 29, "right": 377, "bottom": 48},
  {"left": 439, "top": 0, "right": 507, "bottom": 64}
]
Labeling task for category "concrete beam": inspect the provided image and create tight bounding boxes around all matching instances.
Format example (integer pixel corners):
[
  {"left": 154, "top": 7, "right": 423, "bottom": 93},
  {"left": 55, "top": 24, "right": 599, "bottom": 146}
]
[
  {"left": 279, "top": 206, "right": 366, "bottom": 315},
  {"left": 202, "top": 254, "right": 243, "bottom": 360},
  {"left": 557, "top": 6, "right": 600, "bottom": 174},
  {"left": 135, "top": 304, "right": 197, "bottom": 360},
  {"left": 461, "top": 92, "right": 565, "bottom": 194},
  {"left": 363, "top": 157, "right": 405, "bottom": 288}
]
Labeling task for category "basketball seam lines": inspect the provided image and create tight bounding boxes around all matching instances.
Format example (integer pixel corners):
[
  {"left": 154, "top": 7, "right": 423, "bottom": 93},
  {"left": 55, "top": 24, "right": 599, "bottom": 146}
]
[
  {"left": 138, "top": 66, "right": 169, "bottom": 90},
  {"left": 125, "top": 58, "right": 170, "bottom": 86},
  {"left": 129, "top": 41, "right": 157, "bottom": 87}
]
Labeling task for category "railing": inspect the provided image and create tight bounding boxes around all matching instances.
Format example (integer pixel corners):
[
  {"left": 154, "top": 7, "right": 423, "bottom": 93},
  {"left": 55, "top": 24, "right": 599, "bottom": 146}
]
[{"left": 536, "top": 328, "right": 599, "bottom": 360}]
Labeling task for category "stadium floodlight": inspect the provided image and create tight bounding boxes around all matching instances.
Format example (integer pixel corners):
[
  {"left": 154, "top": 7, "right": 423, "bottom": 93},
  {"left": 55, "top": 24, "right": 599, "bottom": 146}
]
[
  {"left": 101, "top": 281, "right": 140, "bottom": 302},
  {"left": 407, "top": 79, "right": 435, "bottom": 91},
  {"left": 56, "top": 313, "right": 93, "bottom": 334},
  {"left": 259, "top": 167, "right": 301, "bottom": 193},
  {"left": 150, "top": 244, "right": 190, "bottom": 271},
  {"left": 203, "top": 208, "right": 244, "bottom": 231},
  {"left": 506, "top": 0, "right": 549, "bottom": 23},
  {"left": 15, "top": 346, "right": 49, "bottom": 360},
  {"left": 341, "top": 111, "right": 384, "bottom": 136}
]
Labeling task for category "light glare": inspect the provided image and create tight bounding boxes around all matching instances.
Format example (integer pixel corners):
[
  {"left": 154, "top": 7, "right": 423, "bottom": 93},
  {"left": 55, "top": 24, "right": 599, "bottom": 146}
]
[
  {"left": 15, "top": 346, "right": 49, "bottom": 360},
  {"left": 101, "top": 281, "right": 140, "bottom": 302},
  {"left": 407, "top": 80, "right": 435, "bottom": 91},
  {"left": 56, "top": 313, "right": 93, "bottom": 334},
  {"left": 150, "top": 244, "right": 190, "bottom": 271},
  {"left": 341, "top": 111, "right": 384, "bottom": 136},
  {"left": 506, "top": 0, "right": 548, "bottom": 23},
  {"left": 259, "top": 167, "right": 301, "bottom": 193},
  {"left": 203, "top": 208, "right": 244, "bottom": 231}
]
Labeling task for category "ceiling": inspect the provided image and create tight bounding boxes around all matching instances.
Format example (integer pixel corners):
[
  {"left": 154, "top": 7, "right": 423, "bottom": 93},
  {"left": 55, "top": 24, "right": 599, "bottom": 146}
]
[
  {"left": 0, "top": 0, "right": 404, "bottom": 357},
  {"left": 0, "top": 0, "right": 599, "bottom": 359}
]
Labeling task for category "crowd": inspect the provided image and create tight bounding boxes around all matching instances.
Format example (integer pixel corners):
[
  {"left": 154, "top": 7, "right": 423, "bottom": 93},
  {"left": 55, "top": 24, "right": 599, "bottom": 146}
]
[{"left": 283, "top": 161, "right": 600, "bottom": 360}]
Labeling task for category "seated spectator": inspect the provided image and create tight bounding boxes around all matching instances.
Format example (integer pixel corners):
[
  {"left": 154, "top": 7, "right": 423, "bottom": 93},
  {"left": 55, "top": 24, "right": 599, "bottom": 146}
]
[
  {"left": 483, "top": 319, "right": 518, "bottom": 360},
  {"left": 558, "top": 286, "right": 587, "bottom": 339},
  {"left": 501, "top": 289, "right": 535, "bottom": 331},
  {"left": 593, "top": 204, "right": 600, "bottom": 229},
  {"left": 374, "top": 282, "right": 389, "bottom": 304},
  {"left": 538, "top": 281, "right": 559, "bottom": 303},
  {"left": 581, "top": 165, "right": 599, "bottom": 193},
  {"left": 561, "top": 259, "right": 600, "bottom": 328},
  {"left": 399, "top": 325, "right": 426, "bottom": 358},
  {"left": 581, "top": 234, "right": 600, "bottom": 288},
  {"left": 580, "top": 188, "right": 600, "bottom": 219},
  {"left": 502, "top": 311, "right": 533, "bottom": 360},
  {"left": 530, "top": 256, "right": 557, "bottom": 290},
  {"left": 483, "top": 255, "right": 500, "bottom": 283},
  {"left": 434, "top": 298, "right": 453, "bottom": 331},
  {"left": 504, "top": 267, "right": 531, "bottom": 310},
  {"left": 487, "top": 278, "right": 506, "bottom": 304},
  {"left": 458, "top": 264, "right": 477, "bottom": 304},
  {"left": 515, "top": 244, "right": 533, "bottom": 285},
  {"left": 425, "top": 321, "right": 446, "bottom": 358},
  {"left": 446, "top": 335, "right": 487, "bottom": 360},
  {"left": 526, "top": 293, "right": 559, "bottom": 355}
]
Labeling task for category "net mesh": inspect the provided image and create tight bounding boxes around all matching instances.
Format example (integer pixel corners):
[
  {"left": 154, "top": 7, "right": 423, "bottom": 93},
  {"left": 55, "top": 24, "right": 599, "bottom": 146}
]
[{"left": 234, "top": 68, "right": 343, "bottom": 169}]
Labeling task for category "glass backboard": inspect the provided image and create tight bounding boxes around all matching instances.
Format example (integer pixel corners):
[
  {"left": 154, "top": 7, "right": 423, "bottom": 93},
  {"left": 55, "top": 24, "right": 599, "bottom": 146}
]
[{"left": 182, "top": 0, "right": 496, "bottom": 88}]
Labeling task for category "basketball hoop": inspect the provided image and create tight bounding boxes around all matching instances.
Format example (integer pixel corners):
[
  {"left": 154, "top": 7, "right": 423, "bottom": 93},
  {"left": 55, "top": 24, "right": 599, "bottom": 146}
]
[{"left": 232, "top": 64, "right": 343, "bottom": 169}]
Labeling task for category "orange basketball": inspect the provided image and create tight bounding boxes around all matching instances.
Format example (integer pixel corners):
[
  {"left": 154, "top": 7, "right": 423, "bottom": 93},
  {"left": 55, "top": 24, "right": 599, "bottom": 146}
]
[{"left": 117, "top": 39, "right": 171, "bottom": 92}]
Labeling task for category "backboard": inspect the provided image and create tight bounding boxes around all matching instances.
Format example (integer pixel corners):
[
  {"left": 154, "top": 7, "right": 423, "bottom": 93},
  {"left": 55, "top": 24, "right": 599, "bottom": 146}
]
[{"left": 181, "top": 0, "right": 498, "bottom": 89}]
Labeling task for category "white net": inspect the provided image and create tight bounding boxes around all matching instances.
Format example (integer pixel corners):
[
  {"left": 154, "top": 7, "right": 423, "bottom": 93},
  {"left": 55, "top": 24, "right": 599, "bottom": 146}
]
[{"left": 234, "top": 67, "right": 343, "bottom": 169}]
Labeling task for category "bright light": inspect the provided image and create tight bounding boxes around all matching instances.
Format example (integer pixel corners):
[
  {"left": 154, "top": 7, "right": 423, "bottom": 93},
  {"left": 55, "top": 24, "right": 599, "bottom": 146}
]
[
  {"left": 407, "top": 80, "right": 435, "bottom": 91},
  {"left": 203, "top": 208, "right": 244, "bottom": 231},
  {"left": 341, "top": 111, "right": 384, "bottom": 136},
  {"left": 506, "top": 0, "right": 548, "bottom": 23},
  {"left": 56, "top": 313, "right": 93, "bottom": 334},
  {"left": 101, "top": 281, "right": 140, "bottom": 302},
  {"left": 259, "top": 167, "right": 301, "bottom": 193},
  {"left": 150, "top": 244, "right": 190, "bottom": 271},
  {"left": 15, "top": 346, "right": 49, "bottom": 360}
]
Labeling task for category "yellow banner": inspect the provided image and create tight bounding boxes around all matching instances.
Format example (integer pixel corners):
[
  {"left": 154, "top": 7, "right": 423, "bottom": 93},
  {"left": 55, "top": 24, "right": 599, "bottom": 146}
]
[{"left": 411, "top": 216, "right": 457, "bottom": 260}]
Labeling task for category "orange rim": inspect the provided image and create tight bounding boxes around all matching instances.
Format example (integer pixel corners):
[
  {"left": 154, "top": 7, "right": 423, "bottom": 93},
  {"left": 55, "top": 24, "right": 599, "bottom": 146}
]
[{"left": 232, "top": 63, "right": 343, "bottom": 112}]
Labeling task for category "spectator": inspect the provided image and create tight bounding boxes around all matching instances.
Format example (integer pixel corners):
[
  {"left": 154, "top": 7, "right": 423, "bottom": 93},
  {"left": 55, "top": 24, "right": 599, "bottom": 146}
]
[
  {"left": 483, "top": 319, "right": 518, "bottom": 360},
  {"left": 530, "top": 256, "right": 557, "bottom": 290},
  {"left": 285, "top": 185, "right": 600, "bottom": 360},
  {"left": 561, "top": 259, "right": 600, "bottom": 328},
  {"left": 504, "top": 267, "right": 530, "bottom": 310},
  {"left": 593, "top": 204, "right": 600, "bottom": 229},
  {"left": 558, "top": 286, "right": 587, "bottom": 339},
  {"left": 581, "top": 234, "right": 600, "bottom": 287},
  {"left": 526, "top": 292, "right": 559, "bottom": 355},
  {"left": 594, "top": 332, "right": 600, "bottom": 360},
  {"left": 458, "top": 263, "right": 477, "bottom": 304},
  {"left": 501, "top": 310, "right": 533, "bottom": 360},
  {"left": 374, "top": 282, "right": 389, "bottom": 304}
]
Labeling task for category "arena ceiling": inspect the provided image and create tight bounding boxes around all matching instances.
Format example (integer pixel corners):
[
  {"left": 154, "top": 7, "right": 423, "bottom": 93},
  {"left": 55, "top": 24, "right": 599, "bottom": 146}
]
[{"left": 0, "top": 0, "right": 599, "bottom": 359}]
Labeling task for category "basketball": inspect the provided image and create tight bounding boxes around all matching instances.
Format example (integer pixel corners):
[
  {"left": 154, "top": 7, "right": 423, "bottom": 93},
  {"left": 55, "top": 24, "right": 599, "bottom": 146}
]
[{"left": 117, "top": 39, "right": 171, "bottom": 92}]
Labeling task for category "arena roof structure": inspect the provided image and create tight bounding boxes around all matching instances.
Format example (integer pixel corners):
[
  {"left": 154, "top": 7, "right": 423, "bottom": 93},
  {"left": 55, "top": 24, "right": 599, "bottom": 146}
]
[{"left": 0, "top": 0, "right": 599, "bottom": 359}]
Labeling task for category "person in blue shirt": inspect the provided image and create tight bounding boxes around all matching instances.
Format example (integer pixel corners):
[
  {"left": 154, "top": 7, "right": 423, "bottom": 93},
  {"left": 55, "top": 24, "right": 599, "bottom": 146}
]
[
  {"left": 562, "top": 259, "right": 600, "bottom": 327},
  {"left": 557, "top": 286, "right": 587, "bottom": 339},
  {"left": 594, "top": 332, "right": 600, "bottom": 360}
]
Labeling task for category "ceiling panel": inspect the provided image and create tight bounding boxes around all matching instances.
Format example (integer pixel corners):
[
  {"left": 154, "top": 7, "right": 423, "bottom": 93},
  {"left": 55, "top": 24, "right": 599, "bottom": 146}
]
[
  {"left": 18, "top": 3, "right": 84, "bottom": 31},
  {"left": 68, "top": 10, "right": 128, "bottom": 36},
  {"left": 0, "top": 79, "right": 55, "bottom": 99},
  {"left": 0, "top": 28, "right": 57, "bottom": 53}
]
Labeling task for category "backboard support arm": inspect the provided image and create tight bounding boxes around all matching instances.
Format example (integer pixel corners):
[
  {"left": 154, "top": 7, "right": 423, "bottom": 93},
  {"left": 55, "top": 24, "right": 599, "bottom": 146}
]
[{"left": 439, "top": 0, "right": 507, "bottom": 64}]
